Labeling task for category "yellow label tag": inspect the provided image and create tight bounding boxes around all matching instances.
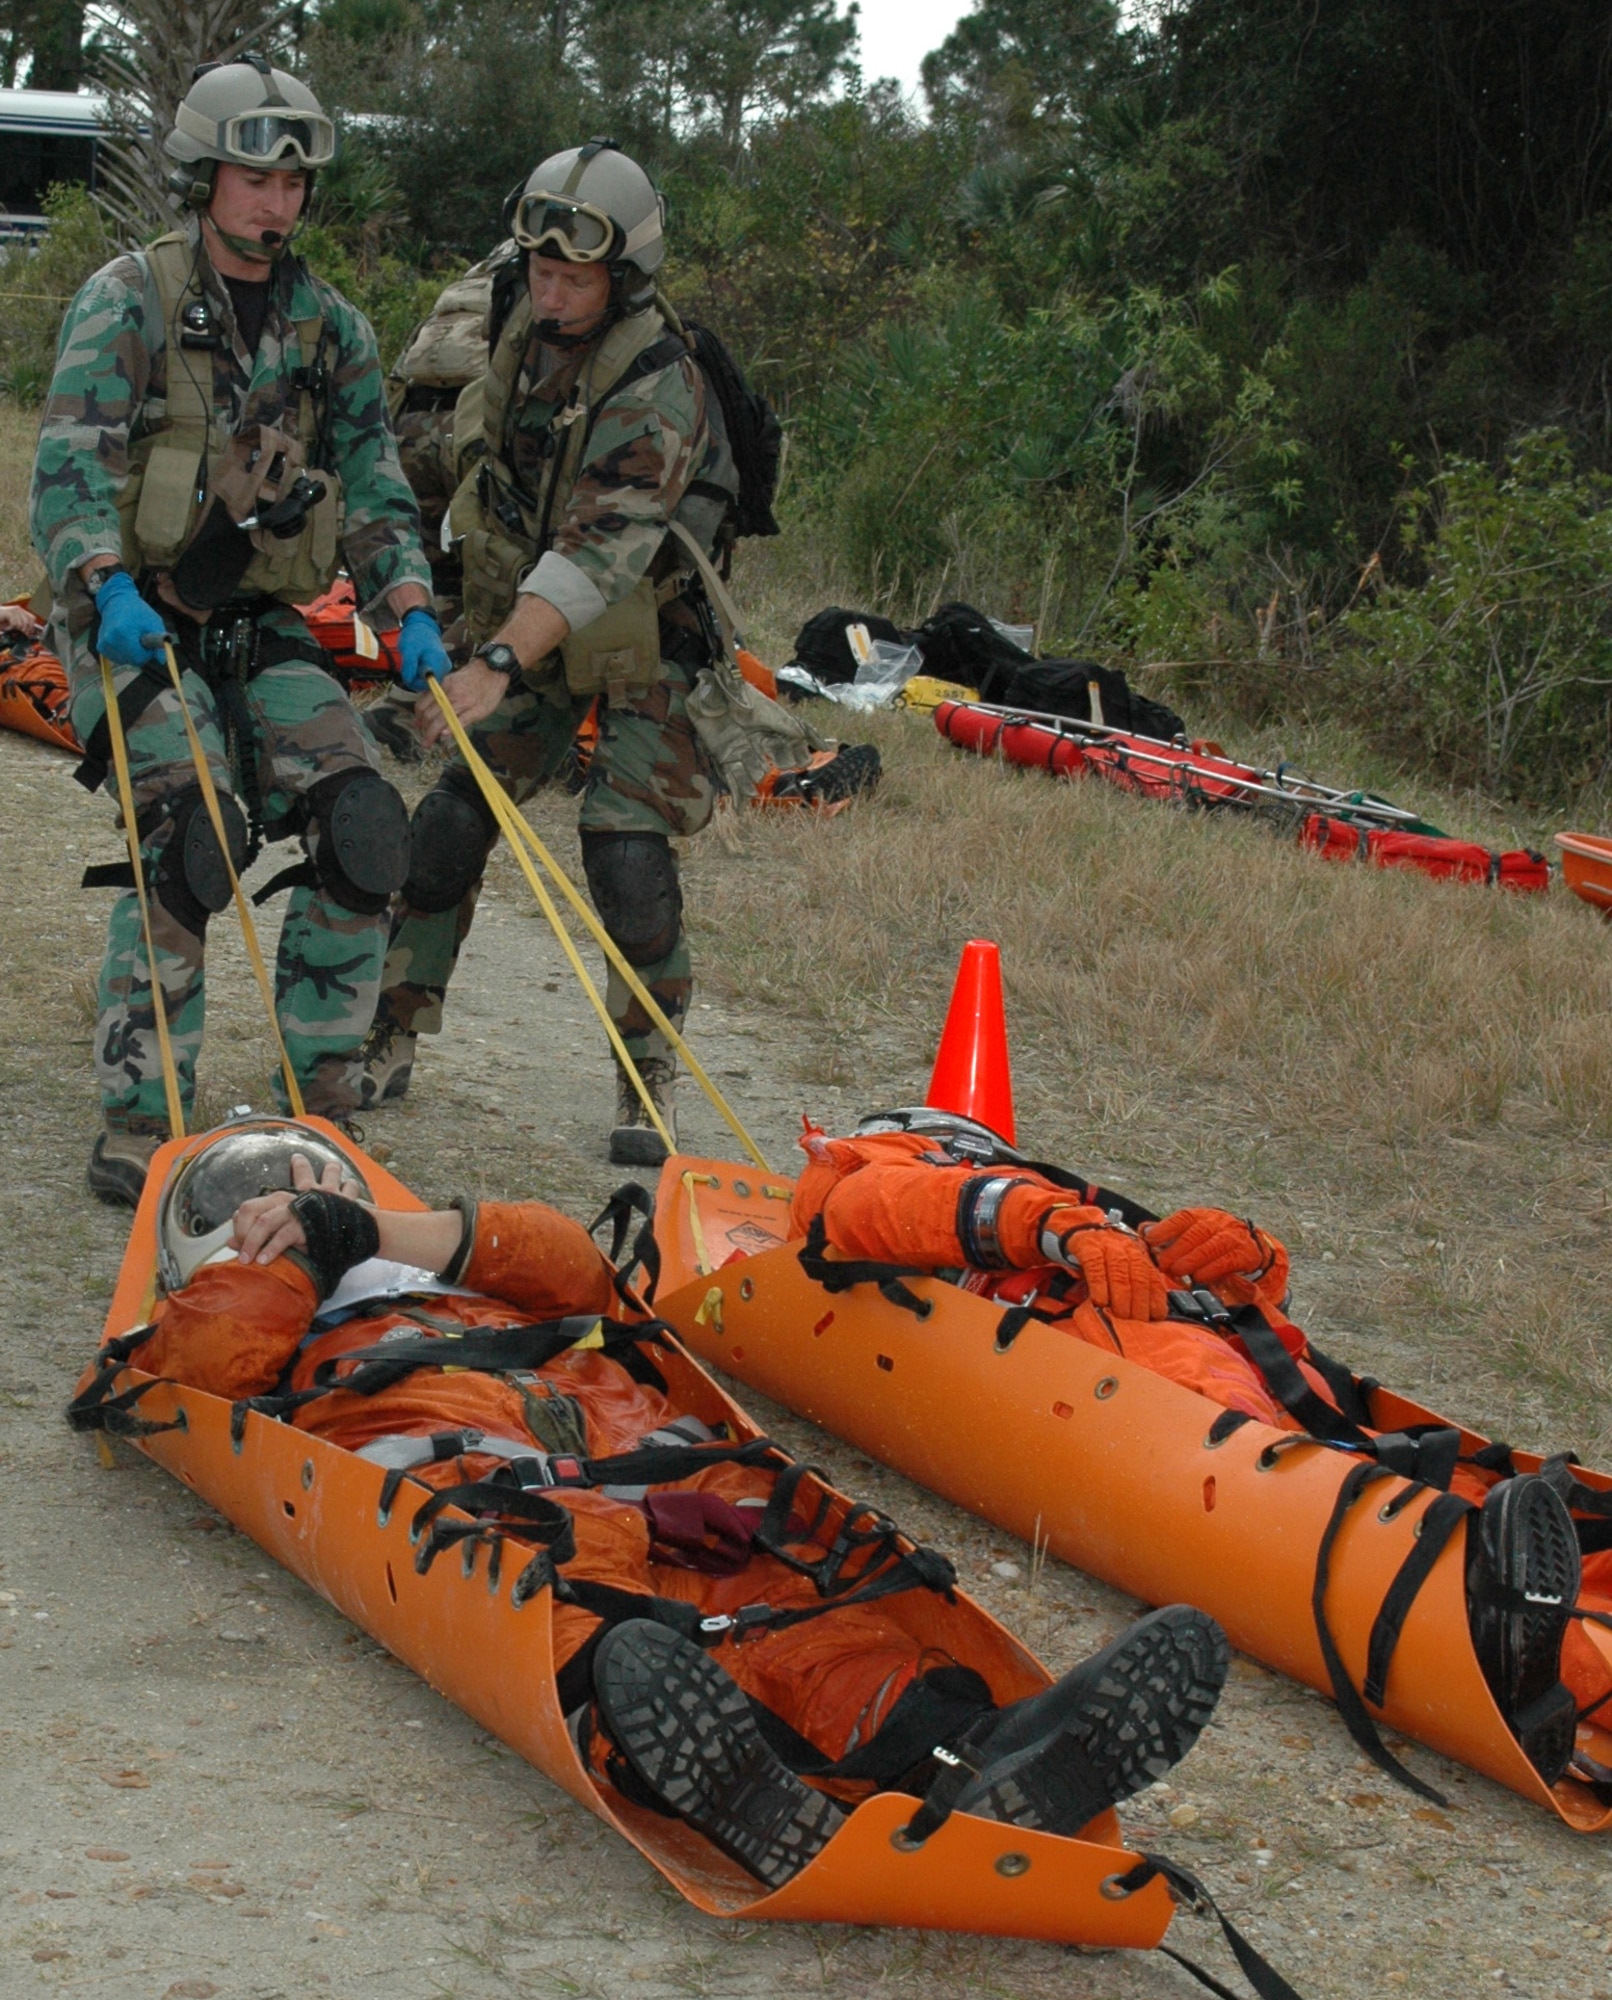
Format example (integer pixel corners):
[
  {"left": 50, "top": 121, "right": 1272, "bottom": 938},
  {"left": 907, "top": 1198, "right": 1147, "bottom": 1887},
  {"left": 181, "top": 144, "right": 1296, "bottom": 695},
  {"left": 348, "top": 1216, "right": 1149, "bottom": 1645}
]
[{"left": 352, "top": 615, "right": 379, "bottom": 660}]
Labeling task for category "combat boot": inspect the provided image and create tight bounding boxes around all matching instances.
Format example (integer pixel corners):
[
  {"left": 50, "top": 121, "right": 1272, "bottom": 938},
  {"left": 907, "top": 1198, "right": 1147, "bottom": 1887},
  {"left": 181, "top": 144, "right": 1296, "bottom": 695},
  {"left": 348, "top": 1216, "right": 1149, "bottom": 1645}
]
[
  {"left": 610, "top": 1056, "right": 676, "bottom": 1167},
  {"left": 87, "top": 1114, "right": 169, "bottom": 1209},
  {"left": 360, "top": 1017, "right": 417, "bottom": 1107}
]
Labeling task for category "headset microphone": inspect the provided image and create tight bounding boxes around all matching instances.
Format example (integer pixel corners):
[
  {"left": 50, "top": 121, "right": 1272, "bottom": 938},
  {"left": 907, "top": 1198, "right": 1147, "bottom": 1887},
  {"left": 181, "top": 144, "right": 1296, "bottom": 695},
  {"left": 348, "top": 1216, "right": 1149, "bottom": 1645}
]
[{"left": 259, "top": 229, "right": 286, "bottom": 246}]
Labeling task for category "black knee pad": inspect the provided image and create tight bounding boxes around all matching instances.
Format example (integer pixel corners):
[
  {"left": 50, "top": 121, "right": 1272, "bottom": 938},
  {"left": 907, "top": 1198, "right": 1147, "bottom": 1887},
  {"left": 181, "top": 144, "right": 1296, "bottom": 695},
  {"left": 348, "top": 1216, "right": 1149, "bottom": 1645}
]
[
  {"left": 304, "top": 769, "right": 412, "bottom": 916},
  {"left": 147, "top": 785, "right": 248, "bottom": 936},
  {"left": 403, "top": 770, "right": 498, "bottom": 914},
  {"left": 581, "top": 829, "right": 682, "bottom": 966}
]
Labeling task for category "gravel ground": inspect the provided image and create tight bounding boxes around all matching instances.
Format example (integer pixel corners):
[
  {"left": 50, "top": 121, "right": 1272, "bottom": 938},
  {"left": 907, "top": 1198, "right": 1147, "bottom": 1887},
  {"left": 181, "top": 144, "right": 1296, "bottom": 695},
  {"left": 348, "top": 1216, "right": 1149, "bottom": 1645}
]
[{"left": 4, "top": 720, "right": 1612, "bottom": 2000}]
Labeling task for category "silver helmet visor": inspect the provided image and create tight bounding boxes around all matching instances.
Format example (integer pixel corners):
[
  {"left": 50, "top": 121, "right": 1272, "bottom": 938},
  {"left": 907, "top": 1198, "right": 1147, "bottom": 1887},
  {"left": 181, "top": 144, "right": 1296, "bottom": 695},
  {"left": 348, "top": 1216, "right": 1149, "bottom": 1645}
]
[
  {"left": 223, "top": 110, "right": 336, "bottom": 168},
  {"left": 512, "top": 193, "right": 616, "bottom": 262}
]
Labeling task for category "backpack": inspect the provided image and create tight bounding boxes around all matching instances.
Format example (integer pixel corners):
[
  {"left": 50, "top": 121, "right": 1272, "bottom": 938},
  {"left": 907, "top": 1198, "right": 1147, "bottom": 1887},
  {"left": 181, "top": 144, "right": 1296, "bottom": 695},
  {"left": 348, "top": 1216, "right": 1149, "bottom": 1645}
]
[
  {"left": 790, "top": 606, "right": 914, "bottom": 684},
  {"left": 915, "top": 601, "right": 1187, "bottom": 739},
  {"left": 681, "top": 320, "right": 782, "bottom": 541},
  {"left": 992, "top": 659, "right": 1186, "bottom": 742}
]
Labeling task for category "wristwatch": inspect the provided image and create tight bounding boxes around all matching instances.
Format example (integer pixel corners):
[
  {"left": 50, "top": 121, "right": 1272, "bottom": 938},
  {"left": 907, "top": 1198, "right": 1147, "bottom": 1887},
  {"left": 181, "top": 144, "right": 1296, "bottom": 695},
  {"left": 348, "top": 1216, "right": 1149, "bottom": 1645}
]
[
  {"left": 84, "top": 561, "right": 124, "bottom": 598},
  {"left": 473, "top": 642, "right": 521, "bottom": 678}
]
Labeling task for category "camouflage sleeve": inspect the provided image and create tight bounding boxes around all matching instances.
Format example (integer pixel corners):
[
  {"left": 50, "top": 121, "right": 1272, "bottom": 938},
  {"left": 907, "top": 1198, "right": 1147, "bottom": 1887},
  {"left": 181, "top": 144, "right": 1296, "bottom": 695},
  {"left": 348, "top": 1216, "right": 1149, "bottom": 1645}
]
[
  {"left": 539, "top": 355, "right": 708, "bottom": 613},
  {"left": 28, "top": 254, "right": 154, "bottom": 592},
  {"left": 317, "top": 289, "right": 433, "bottom": 614}
]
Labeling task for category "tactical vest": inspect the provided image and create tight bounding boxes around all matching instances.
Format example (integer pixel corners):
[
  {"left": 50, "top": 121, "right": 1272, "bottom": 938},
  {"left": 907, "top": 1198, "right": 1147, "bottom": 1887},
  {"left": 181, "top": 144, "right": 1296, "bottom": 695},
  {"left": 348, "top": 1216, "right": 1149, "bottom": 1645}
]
[
  {"left": 115, "top": 232, "right": 345, "bottom": 606},
  {"left": 448, "top": 293, "right": 688, "bottom": 696}
]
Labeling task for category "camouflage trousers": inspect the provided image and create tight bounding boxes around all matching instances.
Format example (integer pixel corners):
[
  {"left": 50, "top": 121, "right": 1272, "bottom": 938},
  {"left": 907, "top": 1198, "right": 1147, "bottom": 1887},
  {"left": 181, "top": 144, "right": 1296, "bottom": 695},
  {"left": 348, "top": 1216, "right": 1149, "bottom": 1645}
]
[
  {"left": 378, "top": 658, "right": 715, "bottom": 1066},
  {"left": 69, "top": 608, "right": 388, "bottom": 1128}
]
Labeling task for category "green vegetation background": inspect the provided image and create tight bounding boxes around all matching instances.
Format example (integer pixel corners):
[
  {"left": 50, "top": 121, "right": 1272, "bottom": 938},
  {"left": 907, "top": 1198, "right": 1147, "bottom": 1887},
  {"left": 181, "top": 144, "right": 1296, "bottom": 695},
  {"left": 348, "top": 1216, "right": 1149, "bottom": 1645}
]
[{"left": 8, "top": 0, "right": 1612, "bottom": 811}]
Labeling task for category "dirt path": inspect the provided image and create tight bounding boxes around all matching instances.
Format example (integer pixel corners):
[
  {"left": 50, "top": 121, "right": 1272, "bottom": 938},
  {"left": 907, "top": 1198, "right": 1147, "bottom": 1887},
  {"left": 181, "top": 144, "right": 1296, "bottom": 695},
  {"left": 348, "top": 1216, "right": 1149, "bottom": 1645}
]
[{"left": 3, "top": 720, "right": 1610, "bottom": 2000}]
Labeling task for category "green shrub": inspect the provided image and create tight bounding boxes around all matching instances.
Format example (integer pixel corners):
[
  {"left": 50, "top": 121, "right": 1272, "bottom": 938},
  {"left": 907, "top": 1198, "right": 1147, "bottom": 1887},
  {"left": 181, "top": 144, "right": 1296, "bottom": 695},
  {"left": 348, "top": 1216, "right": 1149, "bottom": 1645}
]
[
  {"left": 0, "top": 184, "right": 115, "bottom": 404},
  {"left": 293, "top": 222, "right": 444, "bottom": 371},
  {"left": 1347, "top": 430, "right": 1612, "bottom": 798}
]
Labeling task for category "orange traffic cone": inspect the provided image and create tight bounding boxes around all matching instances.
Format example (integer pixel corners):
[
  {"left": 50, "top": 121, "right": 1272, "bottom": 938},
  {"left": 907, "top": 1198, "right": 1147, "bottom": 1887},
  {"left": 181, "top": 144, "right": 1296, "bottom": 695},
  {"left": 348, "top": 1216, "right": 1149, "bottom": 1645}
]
[{"left": 925, "top": 940, "right": 1016, "bottom": 1145}]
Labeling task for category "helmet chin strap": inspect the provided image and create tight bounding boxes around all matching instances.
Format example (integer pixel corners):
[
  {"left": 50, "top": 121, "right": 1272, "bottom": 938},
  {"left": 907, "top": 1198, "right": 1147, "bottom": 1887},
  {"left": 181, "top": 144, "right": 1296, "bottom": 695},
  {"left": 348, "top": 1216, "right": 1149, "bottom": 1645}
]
[
  {"left": 534, "top": 308, "right": 616, "bottom": 350},
  {"left": 203, "top": 211, "right": 294, "bottom": 266}
]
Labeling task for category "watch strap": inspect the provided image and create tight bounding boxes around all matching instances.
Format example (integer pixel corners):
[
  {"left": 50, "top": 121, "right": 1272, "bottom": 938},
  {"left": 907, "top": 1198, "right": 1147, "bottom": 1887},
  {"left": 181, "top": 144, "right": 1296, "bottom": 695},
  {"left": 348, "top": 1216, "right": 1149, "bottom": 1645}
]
[{"left": 474, "top": 642, "right": 522, "bottom": 678}]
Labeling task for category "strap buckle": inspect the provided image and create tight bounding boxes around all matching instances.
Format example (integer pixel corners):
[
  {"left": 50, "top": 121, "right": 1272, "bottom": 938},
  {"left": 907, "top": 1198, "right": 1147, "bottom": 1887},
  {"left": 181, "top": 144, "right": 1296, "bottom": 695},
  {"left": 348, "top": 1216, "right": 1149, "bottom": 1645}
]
[
  {"left": 538, "top": 1454, "right": 588, "bottom": 1488},
  {"left": 696, "top": 1602, "right": 773, "bottom": 1643}
]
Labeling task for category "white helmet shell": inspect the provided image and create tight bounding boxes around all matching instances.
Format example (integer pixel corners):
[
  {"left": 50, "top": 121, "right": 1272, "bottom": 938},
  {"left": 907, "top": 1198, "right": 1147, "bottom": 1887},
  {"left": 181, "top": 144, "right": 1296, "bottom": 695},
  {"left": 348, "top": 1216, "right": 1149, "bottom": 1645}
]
[
  {"left": 157, "top": 1117, "right": 370, "bottom": 1294},
  {"left": 854, "top": 1106, "right": 1027, "bottom": 1165}
]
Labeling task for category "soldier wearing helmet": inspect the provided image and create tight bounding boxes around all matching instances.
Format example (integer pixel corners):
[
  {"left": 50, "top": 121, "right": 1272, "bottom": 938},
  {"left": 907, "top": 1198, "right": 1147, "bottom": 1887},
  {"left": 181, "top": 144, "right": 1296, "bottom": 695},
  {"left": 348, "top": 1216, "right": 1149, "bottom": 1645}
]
[
  {"left": 361, "top": 139, "right": 739, "bottom": 1167},
  {"left": 29, "top": 54, "right": 450, "bottom": 1207}
]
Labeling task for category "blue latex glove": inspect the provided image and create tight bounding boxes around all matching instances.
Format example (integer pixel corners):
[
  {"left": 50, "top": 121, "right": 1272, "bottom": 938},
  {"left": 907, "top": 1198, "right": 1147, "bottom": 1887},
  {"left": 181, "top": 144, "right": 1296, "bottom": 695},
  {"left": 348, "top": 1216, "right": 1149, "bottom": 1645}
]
[
  {"left": 93, "top": 569, "right": 168, "bottom": 668},
  {"left": 397, "top": 606, "right": 451, "bottom": 692}
]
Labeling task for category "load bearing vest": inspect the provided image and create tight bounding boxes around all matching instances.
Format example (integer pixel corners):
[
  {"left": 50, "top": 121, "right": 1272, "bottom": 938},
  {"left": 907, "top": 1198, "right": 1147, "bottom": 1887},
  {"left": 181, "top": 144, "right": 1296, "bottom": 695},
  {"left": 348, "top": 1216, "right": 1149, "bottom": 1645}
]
[
  {"left": 448, "top": 288, "right": 684, "bottom": 699},
  {"left": 114, "top": 232, "right": 344, "bottom": 606}
]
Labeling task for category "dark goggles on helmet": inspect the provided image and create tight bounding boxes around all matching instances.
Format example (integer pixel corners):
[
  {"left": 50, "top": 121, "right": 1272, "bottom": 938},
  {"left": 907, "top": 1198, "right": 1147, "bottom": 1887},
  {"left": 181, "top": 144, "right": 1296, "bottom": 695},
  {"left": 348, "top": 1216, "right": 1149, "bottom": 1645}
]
[
  {"left": 222, "top": 110, "right": 336, "bottom": 169},
  {"left": 512, "top": 192, "right": 618, "bottom": 263}
]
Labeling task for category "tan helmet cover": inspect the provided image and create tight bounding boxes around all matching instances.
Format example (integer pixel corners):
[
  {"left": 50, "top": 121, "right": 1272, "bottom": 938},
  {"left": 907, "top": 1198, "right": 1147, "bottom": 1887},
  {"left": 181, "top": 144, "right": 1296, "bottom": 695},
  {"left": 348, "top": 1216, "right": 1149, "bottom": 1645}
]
[
  {"left": 517, "top": 142, "right": 665, "bottom": 275},
  {"left": 166, "top": 56, "right": 336, "bottom": 172}
]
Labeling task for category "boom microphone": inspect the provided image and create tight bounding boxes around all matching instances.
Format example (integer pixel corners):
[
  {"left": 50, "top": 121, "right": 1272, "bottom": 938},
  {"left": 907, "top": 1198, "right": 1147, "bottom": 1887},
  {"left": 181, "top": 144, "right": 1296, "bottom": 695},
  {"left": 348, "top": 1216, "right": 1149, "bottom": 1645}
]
[{"left": 259, "top": 229, "right": 286, "bottom": 246}]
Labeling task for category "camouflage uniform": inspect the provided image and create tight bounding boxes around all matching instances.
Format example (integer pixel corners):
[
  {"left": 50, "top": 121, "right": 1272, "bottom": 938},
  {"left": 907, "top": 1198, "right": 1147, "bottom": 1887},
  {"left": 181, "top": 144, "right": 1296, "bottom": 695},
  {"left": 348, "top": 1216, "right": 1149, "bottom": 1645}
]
[
  {"left": 376, "top": 301, "right": 727, "bottom": 1069},
  {"left": 31, "top": 225, "right": 432, "bottom": 1129}
]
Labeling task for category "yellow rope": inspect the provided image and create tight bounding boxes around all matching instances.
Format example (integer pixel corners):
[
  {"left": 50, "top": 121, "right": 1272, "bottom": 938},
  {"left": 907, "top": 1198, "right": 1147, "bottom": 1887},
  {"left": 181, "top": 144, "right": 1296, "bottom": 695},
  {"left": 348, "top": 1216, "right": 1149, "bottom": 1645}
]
[
  {"left": 424, "top": 676, "right": 772, "bottom": 1172},
  {"left": 161, "top": 641, "right": 305, "bottom": 1117},
  {"left": 422, "top": 679, "right": 672, "bottom": 1150},
  {"left": 100, "top": 657, "right": 186, "bottom": 1139}
]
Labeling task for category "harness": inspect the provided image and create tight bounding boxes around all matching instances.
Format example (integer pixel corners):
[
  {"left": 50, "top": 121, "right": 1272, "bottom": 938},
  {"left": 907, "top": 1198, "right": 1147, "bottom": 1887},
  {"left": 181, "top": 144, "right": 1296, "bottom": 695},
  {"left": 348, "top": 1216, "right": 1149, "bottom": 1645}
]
[
  {"left": 118, "top": 233, "right": 340, "bottom": 603},
  {"left": 73, "top": 235, "right": 341, "bottom": 802},
  {"left": 791, "top": 1168, "right": 1606, "bottom": 1808},
  {"left": 453, "top": 291, "right": 703, "bottom": 693}
]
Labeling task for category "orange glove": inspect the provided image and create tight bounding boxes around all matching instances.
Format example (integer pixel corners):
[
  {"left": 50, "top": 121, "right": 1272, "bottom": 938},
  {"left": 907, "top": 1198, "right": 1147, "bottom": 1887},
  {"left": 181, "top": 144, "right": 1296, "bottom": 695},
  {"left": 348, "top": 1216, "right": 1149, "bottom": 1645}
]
[
  {"left": 1142, "top": 1207, "right": 1289, "bottom": 1304},
  {"left": 1050, "top": 1220, "right": 1173, "bottom": 1321}
]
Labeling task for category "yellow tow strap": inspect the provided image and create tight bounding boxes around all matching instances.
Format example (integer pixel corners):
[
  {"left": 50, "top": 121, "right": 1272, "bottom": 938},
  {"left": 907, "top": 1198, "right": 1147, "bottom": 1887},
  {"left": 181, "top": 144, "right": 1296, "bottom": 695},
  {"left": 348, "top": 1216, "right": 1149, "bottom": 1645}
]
[
  {"left": 100, "top": 656, "right": 186, "bottom": 1140},
  {"left": 424, "top": 676, "right": 772, "bottom": 1173},
  {"left": 160, "top": 641, "right": 305, "bottom": 1117}
]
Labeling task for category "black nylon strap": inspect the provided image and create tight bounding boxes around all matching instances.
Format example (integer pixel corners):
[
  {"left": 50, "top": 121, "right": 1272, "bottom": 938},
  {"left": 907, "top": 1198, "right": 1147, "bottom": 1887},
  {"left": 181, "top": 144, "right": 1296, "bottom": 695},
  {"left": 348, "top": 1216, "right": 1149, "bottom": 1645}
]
[
  {"left": 1541, "top": 1451, "right": 1612, "bottom": 1519},
  {"left": 74, "top": 666, "right": 167, "bottom": 793},
  {"left": 894, "top": 1710, "right": 995, "bottom": 1844},
  {"left": 1017, "top": 1157, "right": 1161, "bottom": 1232},
  {"left": 230, "top": 1385, "right": 326, "bottom": 1442},
  {"left": 1304, "top": 1342, "right": 1378, "bottom": 1429},
  {"left": 1369, "top": 1426, "right": 1463, "bottom": 1492},
  {"left": 1225, "top": 1306, "right": 1375, "bottom": 1448},
  {"left": 1113, "top": 1854, "right": 1308, "bottom": 2000},
  {"left": 409, "top": 1478, "right": 577, "bottom": 1574},
  {"left": 1310, "top": 1462, "right": 1447, "bottom": 1804},
  {"left": 65, "top": 1322, "right": 162, "bottom": 1428},
  {"left": 67, "top": 1372, "right": 188, "bottom": 1440},
  {"left": 1362, "top": 1490, "right": 1473, "bottom": 1707},
  {"left": 588, "top": 1181, "right": 660, "bottom": 1308},
  {"left": 251, "top": 859, "right": 319, "bottom": 904},
  {"left": 797, "top": 1213, "right": 934, "bottom": 1318},
  {"left": 533, "top": 1432, "right": 783, "bottom": 1491},
  {"left": 309, "top": 1315, "right": 667, "bottom": 1398}
]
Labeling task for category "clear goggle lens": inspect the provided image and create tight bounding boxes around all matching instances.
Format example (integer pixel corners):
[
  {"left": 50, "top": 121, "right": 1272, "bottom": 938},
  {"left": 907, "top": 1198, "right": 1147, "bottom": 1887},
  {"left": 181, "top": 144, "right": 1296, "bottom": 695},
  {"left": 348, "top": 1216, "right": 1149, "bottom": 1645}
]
[
  {"left": 512, "top": 194, "right": 616, "bottom": 262},
  {"left": 225, "top": 112, "right": 336, "bottom": 168}
]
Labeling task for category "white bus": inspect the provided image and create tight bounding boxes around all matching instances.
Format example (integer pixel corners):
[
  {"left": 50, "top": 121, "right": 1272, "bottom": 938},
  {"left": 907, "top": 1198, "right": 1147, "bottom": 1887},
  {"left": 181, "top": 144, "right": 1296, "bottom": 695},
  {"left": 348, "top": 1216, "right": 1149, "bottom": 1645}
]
[{"left": 0, "top": 88, "right": 108, "bottom": 237}]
